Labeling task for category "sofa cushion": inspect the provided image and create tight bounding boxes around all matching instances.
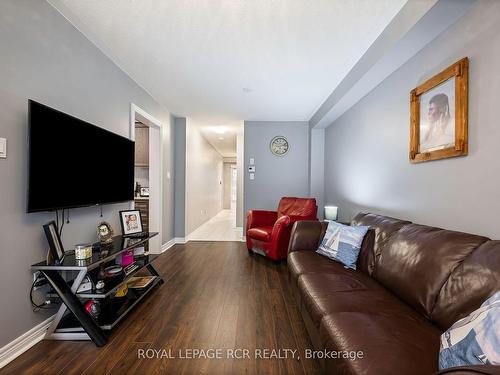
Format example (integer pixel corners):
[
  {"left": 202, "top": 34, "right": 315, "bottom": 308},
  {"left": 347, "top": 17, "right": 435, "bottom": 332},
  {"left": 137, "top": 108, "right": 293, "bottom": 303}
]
[
  {"left": 298, "top": 272, "right": 426, "bottom": 330},
  {"left": 374, "top": 224, "right": 489, "bottom": 319},
  {"left": 432, "top": 240, "right": 500, "bottom": 330},
  {"left": 288, "top": 251, "right": 352, "bottom": 286},
  {"left": 351, "top": 212, "right": 411, "bottom": 275},
  {"left": 247, "top": 226, "right": 273, "bottom": 242},
  {"left": 277, "top": 197, "right": 317, "bottom": 218},
  {"left": 320, "top": 312, "right": 441, "bottom": 375}
]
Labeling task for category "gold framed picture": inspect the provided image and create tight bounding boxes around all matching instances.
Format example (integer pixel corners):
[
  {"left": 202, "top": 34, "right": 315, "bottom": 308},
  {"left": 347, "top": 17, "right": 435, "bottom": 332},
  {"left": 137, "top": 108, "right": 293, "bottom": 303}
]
[{"left": 409, "top": 57, "right": 468, "bottom": 163}]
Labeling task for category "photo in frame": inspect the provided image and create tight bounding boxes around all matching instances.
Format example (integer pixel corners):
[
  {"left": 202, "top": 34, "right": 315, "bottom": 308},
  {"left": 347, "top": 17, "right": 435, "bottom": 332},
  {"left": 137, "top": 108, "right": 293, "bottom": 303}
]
[
  {"left": 119, "top": 209, "right": 143, "bottom": 235},
  {"left": 410, "top": 57, "right": 468, "bottom": 163},
  {"left": 140, "top": 187, "right": 149, "bottom": 197},
  {"left": 43, "top": 221, "right": 65, "bottom": 263}
]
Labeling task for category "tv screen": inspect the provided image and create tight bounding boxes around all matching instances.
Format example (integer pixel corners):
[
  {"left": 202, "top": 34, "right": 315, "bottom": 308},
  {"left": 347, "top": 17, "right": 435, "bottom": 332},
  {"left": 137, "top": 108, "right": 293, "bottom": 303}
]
[{"left": 27, "top": 100, "right": 135, "bottom": 212}]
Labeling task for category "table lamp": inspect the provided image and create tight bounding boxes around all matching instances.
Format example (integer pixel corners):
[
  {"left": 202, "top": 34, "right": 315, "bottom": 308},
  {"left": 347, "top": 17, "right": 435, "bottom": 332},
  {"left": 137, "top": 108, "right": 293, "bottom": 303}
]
[{"left": 324, "top": 206, "right": 338, "bottom": 221}]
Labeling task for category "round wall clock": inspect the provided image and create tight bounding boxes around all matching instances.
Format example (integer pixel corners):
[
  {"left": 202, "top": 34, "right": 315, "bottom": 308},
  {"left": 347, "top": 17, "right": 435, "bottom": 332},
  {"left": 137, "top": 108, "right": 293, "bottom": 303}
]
[{"left": 270, "top": 136, "right": 289, "bottom": 156}]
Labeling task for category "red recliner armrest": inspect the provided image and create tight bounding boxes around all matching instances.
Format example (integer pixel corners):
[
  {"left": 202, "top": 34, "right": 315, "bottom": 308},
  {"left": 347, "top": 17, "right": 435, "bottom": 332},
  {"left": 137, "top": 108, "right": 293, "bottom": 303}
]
[
  {"left": 271, "top": 214, "right": 317, "bottom": 230},
  {"left": 246, "top": 210, "right": 278, "bottom": 229}
]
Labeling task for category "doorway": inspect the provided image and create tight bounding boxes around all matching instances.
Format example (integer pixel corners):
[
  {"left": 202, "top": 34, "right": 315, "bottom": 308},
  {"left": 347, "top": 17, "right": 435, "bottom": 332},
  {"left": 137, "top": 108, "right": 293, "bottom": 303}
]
[
  {"left": 184, "top": 121, "right": 244, "bottom": 242},
  {"left": 130, "top": 104, "right": 162, "bottom": 253}
]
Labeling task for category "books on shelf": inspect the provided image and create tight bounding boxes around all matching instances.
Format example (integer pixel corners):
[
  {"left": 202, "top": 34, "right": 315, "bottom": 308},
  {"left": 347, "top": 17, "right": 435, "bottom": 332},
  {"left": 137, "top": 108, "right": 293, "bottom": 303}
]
[{"left": 127, "top": 276, "right": 156, "bottom": 289}]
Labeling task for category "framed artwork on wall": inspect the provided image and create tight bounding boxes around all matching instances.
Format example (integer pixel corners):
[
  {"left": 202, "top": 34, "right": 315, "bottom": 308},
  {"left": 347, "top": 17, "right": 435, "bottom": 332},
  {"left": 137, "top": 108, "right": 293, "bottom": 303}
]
[{"left": 409, "top": 57, "right": 468, "bottom": 163}]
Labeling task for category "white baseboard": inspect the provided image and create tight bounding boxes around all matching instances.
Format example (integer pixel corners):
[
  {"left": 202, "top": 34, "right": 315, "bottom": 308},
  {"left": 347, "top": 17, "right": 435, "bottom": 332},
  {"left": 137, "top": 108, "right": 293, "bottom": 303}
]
[
  {"left": 160, "top": 237, "right": 190, "bottom": 250},
  {"left": 0, "top": 315, "right": 54, "bottom": 369},
  {"left": 173, "top": 236, "right": 245, "bottom": 243},
  {"left": 161, "top": 239, "right": 176, "bottom": 253},
  {"left": 174, "top": 237, "right": 187, "bottom": 244}
]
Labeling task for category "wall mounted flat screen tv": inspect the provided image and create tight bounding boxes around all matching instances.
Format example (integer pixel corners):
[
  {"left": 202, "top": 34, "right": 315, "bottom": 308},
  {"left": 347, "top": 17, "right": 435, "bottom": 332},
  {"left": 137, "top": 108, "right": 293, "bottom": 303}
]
[{"left": 27, "top": 100, "right": 135, "bottom": 213}]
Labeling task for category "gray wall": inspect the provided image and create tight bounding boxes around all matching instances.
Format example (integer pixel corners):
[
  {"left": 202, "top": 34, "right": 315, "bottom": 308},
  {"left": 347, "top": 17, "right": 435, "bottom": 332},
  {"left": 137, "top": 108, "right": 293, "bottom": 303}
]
[
  {"left": 244, "top": 121, "right": 310, "bottom": 224},
  {"left": 324, "top": 0, "right": 500, "bottom": 238},
  {"left": 309, "top": 129, "right": 325, "bottom": 220},
  {"left": 0, "top": 0, "right": 174, "bottom": 347},
  {"left": 173, "top": 117, "right": 186, "bottom": 238},
  {"left": 161, "top": 114, "right": 175, "bottom": 243},
  {"left": 185, "top": 122, "right": 223, "bottom": 235}
]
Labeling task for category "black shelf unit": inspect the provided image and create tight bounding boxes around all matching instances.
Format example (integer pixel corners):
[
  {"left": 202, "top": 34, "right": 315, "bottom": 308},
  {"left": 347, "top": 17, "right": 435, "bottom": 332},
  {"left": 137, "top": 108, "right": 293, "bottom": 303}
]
[
  {"left": 77, "top": 253, "right": 160, "bottom": 299},
  {"left": 31, "top": 233, "right": 163, "bottom": 347},
  {"left": 57, "top": 276, "right": 162, "bottom": 331}
]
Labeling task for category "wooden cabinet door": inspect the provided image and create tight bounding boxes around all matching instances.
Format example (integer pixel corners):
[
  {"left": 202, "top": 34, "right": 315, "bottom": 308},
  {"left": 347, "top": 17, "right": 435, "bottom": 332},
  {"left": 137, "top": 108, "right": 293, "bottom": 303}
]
[{"left": 135, "top": 127, "right": 149, "bottom": 166}]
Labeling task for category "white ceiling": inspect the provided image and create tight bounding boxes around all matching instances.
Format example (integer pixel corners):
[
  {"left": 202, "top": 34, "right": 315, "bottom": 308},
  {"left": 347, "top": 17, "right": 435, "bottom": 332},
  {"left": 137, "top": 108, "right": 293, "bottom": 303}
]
[
  {"left": 48, "top": 0, "right": 407, "bottom": 124},
  {"left": 192, "top": 120, "right": 242, "bottom": 158}
]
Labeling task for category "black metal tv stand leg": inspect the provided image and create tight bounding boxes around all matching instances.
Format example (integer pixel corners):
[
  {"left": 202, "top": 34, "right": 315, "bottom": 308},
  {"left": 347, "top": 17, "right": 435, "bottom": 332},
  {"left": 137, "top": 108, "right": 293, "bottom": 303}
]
[
  {"left": 42, "top": 270, "right": 108, "bottom": 347},
  {"left": 146, "top": 264, "right": 164, "bottom": 284}
]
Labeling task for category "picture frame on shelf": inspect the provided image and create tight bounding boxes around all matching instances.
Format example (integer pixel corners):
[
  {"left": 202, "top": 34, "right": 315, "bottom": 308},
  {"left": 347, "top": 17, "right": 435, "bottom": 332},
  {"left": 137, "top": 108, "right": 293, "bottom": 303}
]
[
  {"left": 43, "top": 221, "right": 65, "bottom": 263},
  {"left": 409, "top": 57, "right": 468, "bottom": 163},
  {"left": 139, "top": 187, "right": 149, "bottom": 197},
  {"left": 119, "top": 209, "right": 143, "bottom": 235}
]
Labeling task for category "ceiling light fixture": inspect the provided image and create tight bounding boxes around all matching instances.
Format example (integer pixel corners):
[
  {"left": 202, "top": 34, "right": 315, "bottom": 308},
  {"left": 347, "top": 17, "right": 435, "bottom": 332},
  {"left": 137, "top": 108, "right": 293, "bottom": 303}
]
[
  {"left": 218, "top": 137, "right": 224, "bottom": 140},
  {"left": 242, "top": 87, "right": 252, "bottom": 93},
  {"left": 213, "top": 127, "right": 226, "bottom": 134}
]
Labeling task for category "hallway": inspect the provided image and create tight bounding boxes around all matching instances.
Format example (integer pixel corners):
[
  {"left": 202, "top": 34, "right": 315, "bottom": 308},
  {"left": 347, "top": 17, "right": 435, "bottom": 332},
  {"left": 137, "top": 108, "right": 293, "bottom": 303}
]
[{"left": 188, "top": 209, "right": 243, "bottom": 242}]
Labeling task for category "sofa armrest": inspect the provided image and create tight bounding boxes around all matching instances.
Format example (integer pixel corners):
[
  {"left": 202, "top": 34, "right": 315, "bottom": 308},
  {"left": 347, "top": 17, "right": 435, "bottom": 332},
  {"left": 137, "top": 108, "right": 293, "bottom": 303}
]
[
  {"left": 287, "top": 215, "right": 318, "bottom": 224},
  {"left": 288, "top": 220, "right": 328, "bottom": 253},
  {"left": 246, "top": 210, "right": 278, "bottom": 229},
  {"left": 435, "top": 365, "right": 500, "bottom": 375}
]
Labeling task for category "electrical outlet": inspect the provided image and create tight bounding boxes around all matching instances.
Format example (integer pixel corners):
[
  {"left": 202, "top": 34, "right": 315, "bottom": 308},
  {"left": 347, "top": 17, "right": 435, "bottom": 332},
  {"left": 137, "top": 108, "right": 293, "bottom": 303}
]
[{"left": 0, "top": 138, "right": 6, "bottom": 159}]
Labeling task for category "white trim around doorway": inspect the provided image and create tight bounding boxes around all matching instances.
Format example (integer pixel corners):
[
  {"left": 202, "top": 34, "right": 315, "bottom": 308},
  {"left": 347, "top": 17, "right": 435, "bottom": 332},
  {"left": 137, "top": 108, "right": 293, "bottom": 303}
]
[{"left": 129, "top": 103, "right": 163, "bottom": 254}]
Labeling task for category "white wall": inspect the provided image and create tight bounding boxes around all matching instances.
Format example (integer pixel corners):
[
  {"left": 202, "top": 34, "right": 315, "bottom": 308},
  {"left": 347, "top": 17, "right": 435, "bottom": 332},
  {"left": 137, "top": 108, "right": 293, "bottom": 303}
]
[
  {"left": 324, "top": 0, "right": 500, "bottom": 238},
  {"left": 185, "top": 121, "right": 224, "bottom": 234},
  {"left": 236, "top": 130, "right": 245, "bottom": 227},
  {"left": 222, "top": 162, "right": 235, "bottom": 209}
]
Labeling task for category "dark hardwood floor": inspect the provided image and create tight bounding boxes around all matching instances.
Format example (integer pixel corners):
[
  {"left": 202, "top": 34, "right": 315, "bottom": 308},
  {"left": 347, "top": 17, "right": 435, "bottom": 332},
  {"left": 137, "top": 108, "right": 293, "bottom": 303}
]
[{"left": 1, "top": 241, "right": 321, "bottom": 375}]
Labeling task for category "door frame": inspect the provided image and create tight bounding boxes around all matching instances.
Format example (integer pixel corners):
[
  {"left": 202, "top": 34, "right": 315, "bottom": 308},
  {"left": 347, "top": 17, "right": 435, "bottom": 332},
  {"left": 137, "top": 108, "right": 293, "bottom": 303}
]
[{"left": 129, "top": 103, "right": 163, "bottom": 253}]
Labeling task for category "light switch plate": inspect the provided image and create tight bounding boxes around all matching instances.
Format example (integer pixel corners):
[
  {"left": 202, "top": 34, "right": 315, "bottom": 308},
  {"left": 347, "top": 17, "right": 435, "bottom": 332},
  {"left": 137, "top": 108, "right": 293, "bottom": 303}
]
[
  {"left": 248, "top": 166, "right": 255, "bottom": 173},
  {"left": 249, "top": 158, "right": 254, "bottom": 165},
  {"left": 250, "top": 173, "right": 255, "bottom": 180},
  {"left": 0, "top": 138, "right": 6, "bottom": 159}
]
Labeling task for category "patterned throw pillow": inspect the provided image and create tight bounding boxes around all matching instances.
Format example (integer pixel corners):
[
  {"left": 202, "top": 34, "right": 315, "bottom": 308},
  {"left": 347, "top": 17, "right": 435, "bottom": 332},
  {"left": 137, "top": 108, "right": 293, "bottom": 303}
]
[
  {"left": 316, "top": 221, "right": 369, "bottom": 270},
  {"left": 439, "top": 291, "right": 500, "bottom": 369}
]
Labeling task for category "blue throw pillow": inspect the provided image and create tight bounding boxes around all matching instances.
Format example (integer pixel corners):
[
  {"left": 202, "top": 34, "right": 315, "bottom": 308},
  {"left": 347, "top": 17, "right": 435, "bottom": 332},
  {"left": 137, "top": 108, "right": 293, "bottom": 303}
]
[
  {"left": 316, "top": 221, "right": 369, "bottom": 270},
  {"left": 439, "top": 291, "right": 500, "bottom": 369}
]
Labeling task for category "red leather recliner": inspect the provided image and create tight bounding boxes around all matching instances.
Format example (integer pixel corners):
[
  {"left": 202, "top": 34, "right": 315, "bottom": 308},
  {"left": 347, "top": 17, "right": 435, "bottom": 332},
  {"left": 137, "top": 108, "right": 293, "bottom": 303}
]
[{"left": 246, "top": 197, "right": 318, "bottom": 261}]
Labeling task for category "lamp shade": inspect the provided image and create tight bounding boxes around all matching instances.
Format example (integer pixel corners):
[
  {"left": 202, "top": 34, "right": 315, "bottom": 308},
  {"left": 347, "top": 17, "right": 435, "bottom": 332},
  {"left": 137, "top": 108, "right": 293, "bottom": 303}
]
[{"left": 324, "top": 206, "right": 338, "bottom": 221}]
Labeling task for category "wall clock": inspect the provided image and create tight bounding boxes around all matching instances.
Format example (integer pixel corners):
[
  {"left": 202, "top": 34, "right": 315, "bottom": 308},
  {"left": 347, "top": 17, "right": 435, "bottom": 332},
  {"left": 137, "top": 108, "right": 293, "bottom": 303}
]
[{"left": 270, "top": 136, "right": 289, "bottom": 156}]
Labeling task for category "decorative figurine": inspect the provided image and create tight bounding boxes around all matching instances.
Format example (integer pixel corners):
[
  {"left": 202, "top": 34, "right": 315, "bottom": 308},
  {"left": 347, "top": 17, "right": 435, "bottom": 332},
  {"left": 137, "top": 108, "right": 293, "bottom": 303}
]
[{"left": 97, "top": 221, "right": 114, "bottom": 245}]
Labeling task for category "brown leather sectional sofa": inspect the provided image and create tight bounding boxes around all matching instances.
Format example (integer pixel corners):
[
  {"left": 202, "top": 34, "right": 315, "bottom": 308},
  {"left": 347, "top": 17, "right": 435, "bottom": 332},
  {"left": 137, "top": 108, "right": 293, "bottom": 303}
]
[{"left": 288, "top": 213, "right": 500, "bottom": 375}]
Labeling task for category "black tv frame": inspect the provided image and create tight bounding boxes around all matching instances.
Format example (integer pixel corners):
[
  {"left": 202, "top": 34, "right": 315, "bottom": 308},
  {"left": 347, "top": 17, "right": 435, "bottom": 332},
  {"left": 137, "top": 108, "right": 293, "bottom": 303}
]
[{"left": 27, "top": 99, "right": 135, "bottom": 213}]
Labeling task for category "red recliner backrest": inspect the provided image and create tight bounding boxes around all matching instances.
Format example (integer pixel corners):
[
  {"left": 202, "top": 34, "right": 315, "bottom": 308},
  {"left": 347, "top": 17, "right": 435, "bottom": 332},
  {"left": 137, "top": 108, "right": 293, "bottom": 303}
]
[{"left": 277, "top": 197, "right": 317, "bottom": 218}]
